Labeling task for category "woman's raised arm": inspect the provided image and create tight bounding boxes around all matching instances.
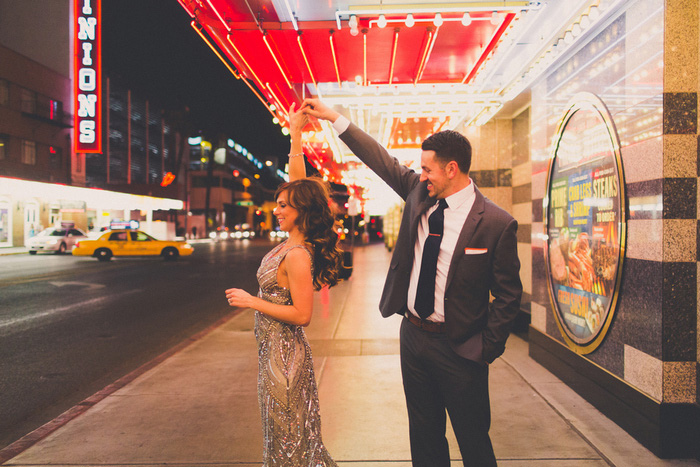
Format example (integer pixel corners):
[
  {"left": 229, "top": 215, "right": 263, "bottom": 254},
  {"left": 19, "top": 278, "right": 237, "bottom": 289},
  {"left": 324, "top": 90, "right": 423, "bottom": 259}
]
[{"left": 288, "top": 103, "right": 307, "bottom": 182}]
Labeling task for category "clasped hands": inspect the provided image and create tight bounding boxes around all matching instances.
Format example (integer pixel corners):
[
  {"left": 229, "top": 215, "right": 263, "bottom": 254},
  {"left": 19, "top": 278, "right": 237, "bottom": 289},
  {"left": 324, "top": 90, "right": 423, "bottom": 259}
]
[{"left": 289, "top": 99, "right": 340, "bottom": 126}]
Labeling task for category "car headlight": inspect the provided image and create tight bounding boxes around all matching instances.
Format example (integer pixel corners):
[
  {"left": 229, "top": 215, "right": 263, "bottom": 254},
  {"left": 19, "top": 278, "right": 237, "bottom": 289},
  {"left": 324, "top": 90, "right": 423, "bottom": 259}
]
[
  {"left": 209, "top": 232, "right": 216, "bottom": 239},
  {"left": 182, "top": 243, "right": 193, "bottom": 249}
]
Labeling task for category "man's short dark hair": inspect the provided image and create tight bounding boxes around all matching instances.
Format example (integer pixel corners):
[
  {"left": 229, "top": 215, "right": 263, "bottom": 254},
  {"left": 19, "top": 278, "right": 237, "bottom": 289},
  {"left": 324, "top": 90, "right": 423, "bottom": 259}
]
[{"left": 421, "top": 130, "right": 472, "bottom": 174}]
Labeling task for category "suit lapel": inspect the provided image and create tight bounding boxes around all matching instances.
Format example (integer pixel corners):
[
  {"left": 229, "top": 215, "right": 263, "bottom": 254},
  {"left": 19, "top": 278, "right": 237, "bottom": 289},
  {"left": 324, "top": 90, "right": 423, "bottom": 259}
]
[{"left": 445, "top": 188, "right": 485, "bottom": 289}]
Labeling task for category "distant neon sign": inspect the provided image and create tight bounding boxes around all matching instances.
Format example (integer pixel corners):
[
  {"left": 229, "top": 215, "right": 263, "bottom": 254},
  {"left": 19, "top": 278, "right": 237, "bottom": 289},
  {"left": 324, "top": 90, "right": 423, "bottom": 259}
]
[
  {"left": 74, "top": 0, "right": 102, "bottom": 153},
  {"left": 160, "top": 172, "right": 176, "bottom": 187}
]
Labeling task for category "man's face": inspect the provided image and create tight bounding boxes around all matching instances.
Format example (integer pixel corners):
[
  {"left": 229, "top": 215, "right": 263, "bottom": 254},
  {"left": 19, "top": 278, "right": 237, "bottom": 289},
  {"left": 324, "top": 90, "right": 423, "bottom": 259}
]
[{"left": 419, "top": 150, "right": 450, "bottom": 199}]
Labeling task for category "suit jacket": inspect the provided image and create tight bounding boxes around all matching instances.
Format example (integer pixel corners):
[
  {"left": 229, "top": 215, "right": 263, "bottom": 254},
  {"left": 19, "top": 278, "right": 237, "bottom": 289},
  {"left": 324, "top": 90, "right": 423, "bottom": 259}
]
[{"left": 340, "top": 123, "right": 522, "bottom": 364}]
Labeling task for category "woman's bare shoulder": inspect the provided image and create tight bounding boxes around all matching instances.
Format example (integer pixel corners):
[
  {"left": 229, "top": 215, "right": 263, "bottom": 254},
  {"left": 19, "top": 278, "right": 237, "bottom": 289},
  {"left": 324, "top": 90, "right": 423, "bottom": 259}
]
[{"left": 284, "top": 245, "right": 313, "bottom": 263}]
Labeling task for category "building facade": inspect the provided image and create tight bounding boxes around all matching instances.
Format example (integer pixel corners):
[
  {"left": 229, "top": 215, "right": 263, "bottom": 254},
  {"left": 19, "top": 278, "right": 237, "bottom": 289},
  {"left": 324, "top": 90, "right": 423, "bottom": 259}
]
[
  {"left": 463, "top": 0, "right": 698, "bottom": 458},
  {"left": 184, "top": 136, "right": 287, "bottom": 238},
  {"left": 0, "top": 0, "right": 186, "bottom": 245}
]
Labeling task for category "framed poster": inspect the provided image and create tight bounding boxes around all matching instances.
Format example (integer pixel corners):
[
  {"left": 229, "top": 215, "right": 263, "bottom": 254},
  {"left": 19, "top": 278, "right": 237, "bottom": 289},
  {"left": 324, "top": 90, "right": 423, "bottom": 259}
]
[{"left": 544, "top": 92, "right": 626, "bottom": 354}]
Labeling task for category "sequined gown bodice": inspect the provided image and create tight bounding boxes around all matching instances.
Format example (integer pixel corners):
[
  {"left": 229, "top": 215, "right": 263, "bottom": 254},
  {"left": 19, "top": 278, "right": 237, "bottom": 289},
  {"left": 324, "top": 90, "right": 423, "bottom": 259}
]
[{"left": 254, "top": 241, "right": 337, "bottom": 466}]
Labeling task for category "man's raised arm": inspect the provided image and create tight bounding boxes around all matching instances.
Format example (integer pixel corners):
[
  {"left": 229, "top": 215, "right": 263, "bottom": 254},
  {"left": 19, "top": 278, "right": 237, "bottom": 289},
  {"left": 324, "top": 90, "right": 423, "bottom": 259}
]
[{"left": 302, "top": 97, "right": 420, "bottom": 200}]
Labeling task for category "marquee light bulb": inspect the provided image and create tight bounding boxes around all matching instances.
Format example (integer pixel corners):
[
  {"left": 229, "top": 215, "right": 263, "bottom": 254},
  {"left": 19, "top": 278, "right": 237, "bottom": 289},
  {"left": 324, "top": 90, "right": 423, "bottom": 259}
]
[
  {"left": 405, "top": 13, "right": 415, "bottom": 28},
  {"left": 564, "top": 30, "right": 574, "bottom": 44},
  {"left": 377, "top": 14, "right": 387, "bottom": 28},
  {"left": 572, "top": 22, "right": 582, "bottom": 37},
  {"left": 461, "top": 12, "right": 472, "bottom": 26},
  {"left": 433, "top": 13, "right": 443, "bottom": 27},
  {"left": 580, "top": 14, "right": 591, "bottom": 28}
]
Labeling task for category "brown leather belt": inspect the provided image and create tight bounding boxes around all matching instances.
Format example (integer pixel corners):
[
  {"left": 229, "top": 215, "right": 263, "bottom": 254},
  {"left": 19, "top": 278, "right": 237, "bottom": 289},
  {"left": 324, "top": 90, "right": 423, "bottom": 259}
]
[{"left": 405, "top": 312, "right": 445, "bottom": 333}]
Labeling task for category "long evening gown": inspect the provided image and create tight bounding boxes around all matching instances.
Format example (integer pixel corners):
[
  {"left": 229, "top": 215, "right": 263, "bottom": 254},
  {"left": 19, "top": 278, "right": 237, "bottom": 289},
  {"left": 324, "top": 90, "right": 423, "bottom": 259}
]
[{"left": 254, "top": 241, "right": 337, "bottom": 466}]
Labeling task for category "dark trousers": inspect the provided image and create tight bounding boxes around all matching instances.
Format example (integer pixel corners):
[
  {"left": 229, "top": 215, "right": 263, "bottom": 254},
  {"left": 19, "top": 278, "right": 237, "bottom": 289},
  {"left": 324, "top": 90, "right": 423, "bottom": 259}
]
[{"left": 400, "top": 317, "right": 496, "bottom": 467}]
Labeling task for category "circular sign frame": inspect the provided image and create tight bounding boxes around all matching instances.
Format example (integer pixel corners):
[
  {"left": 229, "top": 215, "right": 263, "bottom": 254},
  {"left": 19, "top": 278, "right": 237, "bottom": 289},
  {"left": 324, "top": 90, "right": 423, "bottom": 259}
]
[{"left": 544, "top": 92, "right": 626, "bottom": 354}]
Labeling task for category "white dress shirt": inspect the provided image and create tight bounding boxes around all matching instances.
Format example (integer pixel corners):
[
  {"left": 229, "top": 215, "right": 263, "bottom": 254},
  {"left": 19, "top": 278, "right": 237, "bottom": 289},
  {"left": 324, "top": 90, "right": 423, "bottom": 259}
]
[
  {"left": 332, "top": 115, "right": 351, "bottom": 133},
  {"left": 333, "top": 115, "right": 477, "bottom": 323},
  {"left": 407, "top": 183, "right": 475, "bottom": 322}
]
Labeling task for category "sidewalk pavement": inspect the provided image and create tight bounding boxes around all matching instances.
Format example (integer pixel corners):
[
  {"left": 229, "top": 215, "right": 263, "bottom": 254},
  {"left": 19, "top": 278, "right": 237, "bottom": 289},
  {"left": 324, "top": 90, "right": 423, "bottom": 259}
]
[{"left": 1, "top": 243, "right": 698, "bottom": 466}]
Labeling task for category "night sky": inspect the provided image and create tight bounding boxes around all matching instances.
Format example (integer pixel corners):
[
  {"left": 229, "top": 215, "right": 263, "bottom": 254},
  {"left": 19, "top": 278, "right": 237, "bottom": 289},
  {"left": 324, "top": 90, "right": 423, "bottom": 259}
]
[{"left": 101, "top": 0, "right": 291, "bottom": 161}]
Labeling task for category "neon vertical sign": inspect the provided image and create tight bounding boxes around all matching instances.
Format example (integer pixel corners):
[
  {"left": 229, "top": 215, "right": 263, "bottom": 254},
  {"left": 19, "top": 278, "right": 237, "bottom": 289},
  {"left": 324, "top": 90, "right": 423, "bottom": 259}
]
[{"left": 74, "top": 0, "right": 102, "bottom": 153}]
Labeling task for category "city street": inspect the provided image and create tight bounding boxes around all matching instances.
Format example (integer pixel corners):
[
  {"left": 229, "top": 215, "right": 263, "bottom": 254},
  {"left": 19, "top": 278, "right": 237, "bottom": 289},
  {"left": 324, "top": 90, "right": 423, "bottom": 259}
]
[{"left": 0, "top": 238, "right": 275, "bottom": 450}]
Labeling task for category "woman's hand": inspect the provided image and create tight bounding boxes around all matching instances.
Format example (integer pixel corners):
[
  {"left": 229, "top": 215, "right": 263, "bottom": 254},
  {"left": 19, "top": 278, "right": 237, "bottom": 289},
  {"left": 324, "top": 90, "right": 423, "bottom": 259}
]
[
  {"left": 225, "top": 288, "right": 254, "bottom": 308},
  {"left": 289, "top": 102, "right": 308, "bottom": 137}
]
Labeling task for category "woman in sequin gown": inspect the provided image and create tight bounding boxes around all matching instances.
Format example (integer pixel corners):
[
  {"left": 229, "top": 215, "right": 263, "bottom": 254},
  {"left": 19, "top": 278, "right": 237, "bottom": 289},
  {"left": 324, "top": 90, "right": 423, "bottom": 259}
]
[{"left": 225, "top": 104, "right": 342, "bottom": 466}]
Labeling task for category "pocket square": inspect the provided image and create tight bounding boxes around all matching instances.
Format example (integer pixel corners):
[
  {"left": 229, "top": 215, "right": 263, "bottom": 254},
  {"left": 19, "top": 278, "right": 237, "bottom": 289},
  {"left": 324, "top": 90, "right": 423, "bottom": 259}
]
[{"left": 464, "top": 248, "right": 488, "bottom": 255}]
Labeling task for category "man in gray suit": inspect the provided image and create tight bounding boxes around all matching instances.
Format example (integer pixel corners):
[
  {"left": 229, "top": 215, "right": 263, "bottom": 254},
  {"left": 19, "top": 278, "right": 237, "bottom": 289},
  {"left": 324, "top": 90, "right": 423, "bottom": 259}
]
[{"left": 303, "top": 98, "right": 522, "bottom": 466}]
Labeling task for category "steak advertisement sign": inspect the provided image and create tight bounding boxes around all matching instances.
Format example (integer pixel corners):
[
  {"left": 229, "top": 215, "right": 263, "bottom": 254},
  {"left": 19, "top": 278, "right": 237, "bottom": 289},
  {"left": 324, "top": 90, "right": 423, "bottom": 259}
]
[{"left": 545, "top": 93, "right": 626, "bottom": 353}]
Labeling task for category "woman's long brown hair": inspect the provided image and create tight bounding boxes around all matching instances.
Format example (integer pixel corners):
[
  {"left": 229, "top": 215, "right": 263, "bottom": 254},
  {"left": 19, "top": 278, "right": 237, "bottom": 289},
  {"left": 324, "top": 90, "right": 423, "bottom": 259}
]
[{"left": 275, "top": 177, "right": 343, "bottom": 290}]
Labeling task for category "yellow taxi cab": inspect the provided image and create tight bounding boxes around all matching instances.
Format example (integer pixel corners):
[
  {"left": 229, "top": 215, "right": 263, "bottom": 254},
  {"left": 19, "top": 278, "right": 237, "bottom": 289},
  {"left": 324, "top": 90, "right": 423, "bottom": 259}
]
[{"left": 72, "top": 229, "right": 193, "bottom": 261}]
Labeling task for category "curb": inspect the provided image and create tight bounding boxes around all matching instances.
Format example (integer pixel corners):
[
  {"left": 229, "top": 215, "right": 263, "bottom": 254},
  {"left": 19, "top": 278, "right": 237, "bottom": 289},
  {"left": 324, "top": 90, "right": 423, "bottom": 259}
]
[{"left": 0, "top": 250, "right": 28, "bottom": 256}]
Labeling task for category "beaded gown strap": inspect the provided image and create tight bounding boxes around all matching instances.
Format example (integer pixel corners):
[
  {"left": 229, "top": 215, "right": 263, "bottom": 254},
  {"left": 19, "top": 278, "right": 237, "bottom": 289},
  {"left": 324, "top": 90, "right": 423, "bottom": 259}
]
[
  {"left": 281, "top": 243, "right": 313, "bottom": 266},
  {"left": 257, "top": 242, "right": 313, "bottom": 304}
]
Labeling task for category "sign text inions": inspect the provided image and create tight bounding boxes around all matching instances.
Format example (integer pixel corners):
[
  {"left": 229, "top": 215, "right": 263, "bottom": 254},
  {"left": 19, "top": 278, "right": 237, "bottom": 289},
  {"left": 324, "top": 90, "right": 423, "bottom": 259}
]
[{"left": 74, "top": 0, "right": 102, "bottom": 153}]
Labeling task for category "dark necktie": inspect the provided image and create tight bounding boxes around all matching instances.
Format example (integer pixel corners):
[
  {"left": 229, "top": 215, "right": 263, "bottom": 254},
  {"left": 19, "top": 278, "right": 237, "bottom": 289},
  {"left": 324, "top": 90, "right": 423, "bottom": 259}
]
[{"left": 414, "top": 199, "right": 448, "bottom": 319}]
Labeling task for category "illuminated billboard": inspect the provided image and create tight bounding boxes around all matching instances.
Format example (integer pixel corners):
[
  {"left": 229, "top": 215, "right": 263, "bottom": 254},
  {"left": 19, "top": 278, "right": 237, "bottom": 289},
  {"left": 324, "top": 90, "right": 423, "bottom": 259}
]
[
  {"left": 544, "top": 92, "right": 626, "bottom": 354},
  {"left": 73, "top": 0, "right": 102, "bottom": 153}
]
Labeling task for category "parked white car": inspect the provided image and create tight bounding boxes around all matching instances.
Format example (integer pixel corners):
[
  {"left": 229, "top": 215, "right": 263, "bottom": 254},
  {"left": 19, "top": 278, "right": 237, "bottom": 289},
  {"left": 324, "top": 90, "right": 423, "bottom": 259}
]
[{"left": 27, "top": 227, "right": 88, "bottom": 255}]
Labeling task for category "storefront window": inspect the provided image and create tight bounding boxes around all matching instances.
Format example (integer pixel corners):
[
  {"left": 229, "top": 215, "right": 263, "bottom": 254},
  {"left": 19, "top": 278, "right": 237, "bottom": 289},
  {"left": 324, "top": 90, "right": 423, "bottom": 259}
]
[
  {"left": 0, "top": 201, "right": 10, "bottom": 245},
  {"left": 24, "top": 201, "right": 39, "bottom": 240}
]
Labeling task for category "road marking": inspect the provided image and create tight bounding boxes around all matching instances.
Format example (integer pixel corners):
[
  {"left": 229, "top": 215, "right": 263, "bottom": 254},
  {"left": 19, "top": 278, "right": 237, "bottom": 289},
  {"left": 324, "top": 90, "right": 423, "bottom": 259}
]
[
  {"left": 0, "top": 289, "right": 142, "bottom": 332},
  {"left": 48, "top": 281, "right": 106, "bottom": 290}
]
